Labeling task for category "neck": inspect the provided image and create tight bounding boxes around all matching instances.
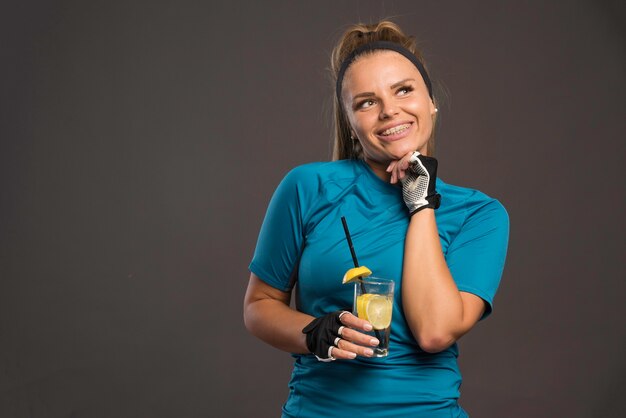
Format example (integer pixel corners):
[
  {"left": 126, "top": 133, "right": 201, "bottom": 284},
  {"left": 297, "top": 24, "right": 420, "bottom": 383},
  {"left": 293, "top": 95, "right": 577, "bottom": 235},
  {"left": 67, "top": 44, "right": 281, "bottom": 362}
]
[{"left": 364, "top": 158, "right": 392, "bottom": 183}]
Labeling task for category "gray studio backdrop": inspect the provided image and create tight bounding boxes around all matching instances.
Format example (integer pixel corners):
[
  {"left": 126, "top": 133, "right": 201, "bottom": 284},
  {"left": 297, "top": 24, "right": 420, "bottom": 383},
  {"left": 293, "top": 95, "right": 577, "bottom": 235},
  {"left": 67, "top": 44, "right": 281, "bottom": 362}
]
[{"left": 1, "top": 1, "right": 624, "bottom": 417}]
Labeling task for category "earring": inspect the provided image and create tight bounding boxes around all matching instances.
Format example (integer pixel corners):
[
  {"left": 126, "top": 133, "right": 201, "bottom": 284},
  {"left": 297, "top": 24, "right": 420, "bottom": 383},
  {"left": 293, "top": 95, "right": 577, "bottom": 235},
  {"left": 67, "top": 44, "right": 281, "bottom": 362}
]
[{"left": 434, "top": 108, "right": 438, "bottom": 112}]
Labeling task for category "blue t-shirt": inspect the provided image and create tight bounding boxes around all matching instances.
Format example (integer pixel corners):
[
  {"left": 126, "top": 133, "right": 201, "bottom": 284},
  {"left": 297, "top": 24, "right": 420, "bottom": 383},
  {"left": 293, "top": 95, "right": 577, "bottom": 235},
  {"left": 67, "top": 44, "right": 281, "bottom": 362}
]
[{"left": 250, "top": 159, "right": 509, "bottom": 417}]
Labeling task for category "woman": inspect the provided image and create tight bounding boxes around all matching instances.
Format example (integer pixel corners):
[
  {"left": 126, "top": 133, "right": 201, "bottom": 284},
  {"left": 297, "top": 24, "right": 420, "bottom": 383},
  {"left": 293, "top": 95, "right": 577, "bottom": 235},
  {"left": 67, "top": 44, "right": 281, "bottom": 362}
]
[{"left": 243, "top": 20, "right": 509, "bottom": 417}]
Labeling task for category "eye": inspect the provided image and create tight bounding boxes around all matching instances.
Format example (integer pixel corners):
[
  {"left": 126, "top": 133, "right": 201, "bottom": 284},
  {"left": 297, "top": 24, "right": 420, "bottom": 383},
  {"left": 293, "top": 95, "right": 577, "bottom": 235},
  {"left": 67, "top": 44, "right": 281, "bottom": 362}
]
[
  {"left": 356, "top": 99, "right": 376, "bottom": 110},
  {"left": 397, "top": 85, "right": 414, "bottom": 96}
]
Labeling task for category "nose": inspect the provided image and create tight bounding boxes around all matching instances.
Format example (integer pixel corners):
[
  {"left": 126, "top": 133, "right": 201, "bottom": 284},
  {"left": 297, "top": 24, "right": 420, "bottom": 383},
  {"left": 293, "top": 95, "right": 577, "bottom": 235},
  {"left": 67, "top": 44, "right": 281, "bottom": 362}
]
[{"left": 379, "top": 100, "right": 399, "bottom": 119}]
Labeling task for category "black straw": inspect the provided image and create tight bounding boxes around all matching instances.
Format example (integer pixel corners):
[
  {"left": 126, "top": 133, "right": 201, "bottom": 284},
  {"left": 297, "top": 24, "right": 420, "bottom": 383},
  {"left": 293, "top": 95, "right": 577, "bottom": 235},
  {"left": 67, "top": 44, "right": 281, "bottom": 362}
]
[
  {"left": 340, "top": 216, "right": 383, "bottom": 343},
  {"left": 341, "top": 216, "right": 359, "bottom": 268}
]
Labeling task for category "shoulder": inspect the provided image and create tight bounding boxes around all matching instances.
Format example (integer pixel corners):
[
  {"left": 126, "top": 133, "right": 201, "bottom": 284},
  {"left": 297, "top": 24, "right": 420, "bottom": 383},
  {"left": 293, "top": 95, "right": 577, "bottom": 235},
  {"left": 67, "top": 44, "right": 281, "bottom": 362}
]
[
  {"left": 279, "top": 160, "right": 363, "bottom": 192},
  {"left": 284, "top": 160, "right": 361, "bottom": 181},
  {"left": 438, "top": 179, "right": 509, "bottom": 229}
]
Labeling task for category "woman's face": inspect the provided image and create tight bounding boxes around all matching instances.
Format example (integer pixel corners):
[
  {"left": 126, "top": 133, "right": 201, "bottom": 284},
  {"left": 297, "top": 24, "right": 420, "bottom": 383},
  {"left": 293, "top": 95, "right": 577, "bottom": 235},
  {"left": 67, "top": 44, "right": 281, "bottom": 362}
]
[{"left": 341, "top": 50, "right": 436, "bottom": 170}]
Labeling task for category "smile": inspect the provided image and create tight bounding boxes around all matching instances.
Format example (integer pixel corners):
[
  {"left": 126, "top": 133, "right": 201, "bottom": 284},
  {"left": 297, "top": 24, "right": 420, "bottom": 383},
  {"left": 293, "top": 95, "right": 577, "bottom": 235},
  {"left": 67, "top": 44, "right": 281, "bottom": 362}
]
[{"left": 380, "top": 123, "right": 412, "bottom": 136}]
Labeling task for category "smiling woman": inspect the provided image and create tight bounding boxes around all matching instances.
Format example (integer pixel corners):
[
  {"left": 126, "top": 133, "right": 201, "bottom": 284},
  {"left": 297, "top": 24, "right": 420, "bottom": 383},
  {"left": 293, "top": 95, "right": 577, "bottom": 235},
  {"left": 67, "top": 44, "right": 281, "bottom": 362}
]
[
  {"left": 331, "top": 22, "right": 439, "bottom": 161},
  {"left": 341, "top": 49, "right": 437, "bottom": 178},
  {"left": 243, "top": 20, "right": 509, "bottom": 417}
]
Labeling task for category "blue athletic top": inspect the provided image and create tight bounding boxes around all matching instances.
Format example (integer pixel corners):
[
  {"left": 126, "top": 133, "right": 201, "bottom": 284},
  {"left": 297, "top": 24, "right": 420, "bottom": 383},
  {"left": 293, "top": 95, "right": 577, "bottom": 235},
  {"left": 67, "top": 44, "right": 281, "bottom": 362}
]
[{"left": 249, "top": 159, "right": 509, "bottom": 417}]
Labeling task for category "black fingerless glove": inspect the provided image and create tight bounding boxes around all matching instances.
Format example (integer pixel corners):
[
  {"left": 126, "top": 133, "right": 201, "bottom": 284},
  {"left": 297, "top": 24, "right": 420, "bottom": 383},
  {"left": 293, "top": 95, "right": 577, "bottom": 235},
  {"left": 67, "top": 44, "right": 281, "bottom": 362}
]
[
  {"left": 401, "top": 151, "right": 441, "bottom": 216},
  {"left": 302, "top": 311, "right": 347, "bottom": 362}
]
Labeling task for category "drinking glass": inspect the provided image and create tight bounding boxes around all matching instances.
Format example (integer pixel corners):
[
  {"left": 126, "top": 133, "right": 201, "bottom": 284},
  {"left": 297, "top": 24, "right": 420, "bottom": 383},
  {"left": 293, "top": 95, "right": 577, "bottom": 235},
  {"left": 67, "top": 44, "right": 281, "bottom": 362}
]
[{"left": 353, "top": 277, "right": 394, "bottom": 357}]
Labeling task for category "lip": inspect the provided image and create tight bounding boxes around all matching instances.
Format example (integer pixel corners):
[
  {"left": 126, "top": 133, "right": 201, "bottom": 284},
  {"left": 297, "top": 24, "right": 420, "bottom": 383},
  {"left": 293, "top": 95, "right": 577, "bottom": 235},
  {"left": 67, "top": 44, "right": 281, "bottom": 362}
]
[{"left": 375, "top": 121, "right": 415, "bottom": 142}]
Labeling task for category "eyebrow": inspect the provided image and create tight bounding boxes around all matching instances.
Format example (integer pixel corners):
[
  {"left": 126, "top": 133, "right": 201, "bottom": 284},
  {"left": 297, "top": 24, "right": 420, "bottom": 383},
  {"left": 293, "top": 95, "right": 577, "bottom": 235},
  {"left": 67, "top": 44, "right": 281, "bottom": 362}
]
[
  {"left": 391, "top": 78, "right": 415, "bottom": 89},
  {"left": 351, "top": 78, "right": 416, "bottom": 102}
]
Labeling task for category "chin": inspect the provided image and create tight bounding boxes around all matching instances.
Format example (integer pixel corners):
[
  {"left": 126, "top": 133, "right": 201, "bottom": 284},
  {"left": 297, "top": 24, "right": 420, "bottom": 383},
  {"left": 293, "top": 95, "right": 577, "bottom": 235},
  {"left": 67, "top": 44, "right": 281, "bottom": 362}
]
[{"left": 387, "top": 142, "right": 423, "bottom": 159}]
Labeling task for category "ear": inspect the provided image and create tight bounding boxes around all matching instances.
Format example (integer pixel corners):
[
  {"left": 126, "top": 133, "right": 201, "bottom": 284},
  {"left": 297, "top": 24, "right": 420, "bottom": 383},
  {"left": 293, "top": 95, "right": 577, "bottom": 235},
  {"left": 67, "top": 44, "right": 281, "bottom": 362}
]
[{"left": 429, "top": 99, "right": 438, "bottom": 116}]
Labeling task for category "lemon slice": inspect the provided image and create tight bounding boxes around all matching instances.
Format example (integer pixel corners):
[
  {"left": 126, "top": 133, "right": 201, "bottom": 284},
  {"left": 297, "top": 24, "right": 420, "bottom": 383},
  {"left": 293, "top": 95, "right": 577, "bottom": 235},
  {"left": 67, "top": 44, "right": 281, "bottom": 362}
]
[
  {"left": 356, "top": 293, "right": 375, "bottom": 318},
  {"left": 342, "top": 266, "right": 372, "bottom": 284},
  {"left": 357, "top": 294, "right": 393, "bottom": 330}
]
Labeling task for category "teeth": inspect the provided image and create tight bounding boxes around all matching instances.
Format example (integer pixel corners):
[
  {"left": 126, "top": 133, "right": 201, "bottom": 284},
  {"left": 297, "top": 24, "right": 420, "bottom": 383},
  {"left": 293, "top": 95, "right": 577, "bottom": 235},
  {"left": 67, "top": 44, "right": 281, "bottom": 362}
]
[{"left": 381, "top": 124, "right": 410, "bottom": 136}]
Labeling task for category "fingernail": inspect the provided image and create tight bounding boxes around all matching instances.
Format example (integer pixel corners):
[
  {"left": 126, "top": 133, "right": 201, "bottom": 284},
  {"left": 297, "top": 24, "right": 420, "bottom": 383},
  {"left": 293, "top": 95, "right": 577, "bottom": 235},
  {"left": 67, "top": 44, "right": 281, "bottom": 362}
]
[
  {"left": 364, "top": 323, "right": 373, "bottom": 331},
  {"left": 348, "top": 352, "right": 356, "bottom": 359},
  {"left": 370, "top": 338, "right": 379, "bottom": 346},
  {"left": 365, "top": 349, "right": 373, "bottom": 356}
]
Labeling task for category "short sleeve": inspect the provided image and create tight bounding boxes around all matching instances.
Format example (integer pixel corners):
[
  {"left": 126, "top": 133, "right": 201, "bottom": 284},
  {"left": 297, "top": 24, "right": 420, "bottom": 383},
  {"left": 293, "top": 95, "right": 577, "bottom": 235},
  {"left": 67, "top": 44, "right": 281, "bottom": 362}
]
[
  {"left": 446, "top": 199, "right": 509, "bottom": 319},
  {"left": 249, "top": 169, "right": 308, "bottom": 292}
]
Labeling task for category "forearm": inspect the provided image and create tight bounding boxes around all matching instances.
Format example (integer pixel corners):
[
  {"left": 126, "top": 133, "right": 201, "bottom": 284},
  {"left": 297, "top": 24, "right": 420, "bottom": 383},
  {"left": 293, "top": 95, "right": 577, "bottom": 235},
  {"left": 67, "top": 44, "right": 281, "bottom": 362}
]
[
  {"left": 402, "top": 209, "right": 469, "bottom": 352},
  {"left": 244, "top": 297, "right": 313, "bottom": 354}
]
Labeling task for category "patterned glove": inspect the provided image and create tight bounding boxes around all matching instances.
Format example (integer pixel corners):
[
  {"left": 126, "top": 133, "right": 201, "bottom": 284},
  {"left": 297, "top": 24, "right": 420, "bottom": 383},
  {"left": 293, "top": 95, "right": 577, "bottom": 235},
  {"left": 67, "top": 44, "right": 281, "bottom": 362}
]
[
  {"left": 302, "top": 311, "right": 348, "bottom": 362},
  {"left": 401, "top": 151, "right": 441, "bottom": 216}
]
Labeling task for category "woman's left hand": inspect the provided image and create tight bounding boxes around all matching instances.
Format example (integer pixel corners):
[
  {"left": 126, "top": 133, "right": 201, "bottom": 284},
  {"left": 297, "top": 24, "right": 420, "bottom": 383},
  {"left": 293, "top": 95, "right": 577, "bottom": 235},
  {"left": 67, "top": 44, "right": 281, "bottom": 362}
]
[
  {"left": 385, "top": 151, "right": 415, "bottom": 184},
  {"left": 387, "top": 151, "right": 441, "bottom": 215}
]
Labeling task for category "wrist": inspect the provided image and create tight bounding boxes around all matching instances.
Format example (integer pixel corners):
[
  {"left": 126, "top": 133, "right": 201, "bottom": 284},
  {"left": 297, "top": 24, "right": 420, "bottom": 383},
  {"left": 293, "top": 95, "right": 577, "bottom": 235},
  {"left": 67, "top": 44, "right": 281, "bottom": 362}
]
[{"left": 409, "top": 207, "right": 435, "bottom": 220}]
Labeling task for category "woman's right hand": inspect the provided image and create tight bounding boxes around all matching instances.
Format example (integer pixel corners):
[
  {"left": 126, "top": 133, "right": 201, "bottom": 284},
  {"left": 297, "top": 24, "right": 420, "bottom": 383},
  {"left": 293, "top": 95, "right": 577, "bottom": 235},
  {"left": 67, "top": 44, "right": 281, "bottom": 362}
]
[
  {"left": 330, "top": 312, "right": 380, "bottom": 360},
  {"left": 302, "top": 311, "right": 380, "bottom": 361}
]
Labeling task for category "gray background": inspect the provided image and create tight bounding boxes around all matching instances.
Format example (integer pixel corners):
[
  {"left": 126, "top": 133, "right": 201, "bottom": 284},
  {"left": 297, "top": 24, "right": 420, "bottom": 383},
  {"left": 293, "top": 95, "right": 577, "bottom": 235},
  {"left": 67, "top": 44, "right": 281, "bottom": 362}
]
[{"left": 1, "top": 0, "right": 624, "bottom": 417}]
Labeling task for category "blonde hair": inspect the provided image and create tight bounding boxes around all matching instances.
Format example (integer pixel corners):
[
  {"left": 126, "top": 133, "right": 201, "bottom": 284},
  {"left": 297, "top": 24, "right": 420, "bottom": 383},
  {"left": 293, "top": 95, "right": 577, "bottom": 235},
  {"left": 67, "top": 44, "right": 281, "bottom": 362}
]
[{"left": 330, "top": 20, "right": 438, "bottom": 160}]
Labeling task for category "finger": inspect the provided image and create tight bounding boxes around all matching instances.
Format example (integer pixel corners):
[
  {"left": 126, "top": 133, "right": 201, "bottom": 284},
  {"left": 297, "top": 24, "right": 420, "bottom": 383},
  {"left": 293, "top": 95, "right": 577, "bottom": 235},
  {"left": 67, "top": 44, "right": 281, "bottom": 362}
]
[
  {"left": 395, "top": 168, "right": 406, "bottom": 182},
  {"left": 339, "top": 312, "right": 373, "bottom": 332},
  {"left": 339, "top": 327, "right": 380, "bottom": 347},
  {"left": 386, "top": 160, "right": 397, "bottom": 173},
  {"left": 330, "top": 346, "right": 357, "bottom": 360},
  {"left": 332, "top": 344, "right": 374, "bottom": 359},
  {"left": 392, "top": 165, "right": 402, "bottom": 184}
]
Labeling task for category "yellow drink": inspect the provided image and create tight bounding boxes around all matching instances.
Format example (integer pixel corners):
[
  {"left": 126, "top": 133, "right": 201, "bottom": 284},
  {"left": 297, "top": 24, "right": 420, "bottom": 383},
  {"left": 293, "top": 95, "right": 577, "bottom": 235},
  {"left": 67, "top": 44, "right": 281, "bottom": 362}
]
[
  {"left": 356, "top": 294, "right": 393, "bottom": 330},
  {"left": 353, "top": 278, "right": 394, "bottom": 357}
]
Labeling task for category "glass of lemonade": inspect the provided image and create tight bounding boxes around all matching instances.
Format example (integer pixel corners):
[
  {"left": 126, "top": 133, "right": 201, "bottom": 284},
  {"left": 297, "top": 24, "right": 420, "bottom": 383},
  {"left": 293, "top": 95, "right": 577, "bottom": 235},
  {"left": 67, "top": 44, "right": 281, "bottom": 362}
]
[{"left": 353, "top": 277, "right": 394, "bottom": 357}]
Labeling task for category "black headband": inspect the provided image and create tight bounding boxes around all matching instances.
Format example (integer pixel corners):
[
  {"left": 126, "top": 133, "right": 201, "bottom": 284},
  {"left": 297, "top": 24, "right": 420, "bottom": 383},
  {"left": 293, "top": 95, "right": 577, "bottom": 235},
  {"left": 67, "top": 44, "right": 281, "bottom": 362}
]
[{"left": 335, "top": 40, "right": 434, "bottom": 106}]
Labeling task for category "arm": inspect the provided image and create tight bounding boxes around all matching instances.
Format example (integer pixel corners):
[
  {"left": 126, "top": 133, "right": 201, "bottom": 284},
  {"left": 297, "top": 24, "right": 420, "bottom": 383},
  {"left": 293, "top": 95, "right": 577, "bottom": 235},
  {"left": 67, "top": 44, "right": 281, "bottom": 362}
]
[
  {"left": 401, "top": 209, "right": 485, "bottom": 353},
  {"left": 243, "top": 273, "right": 311, "bottom": 353},
  {"left": 389, "top": 152, "right": 506, "bottom": 353},
  {"left": 243, "top": 273, "right": 377, "bottom": 358}
]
